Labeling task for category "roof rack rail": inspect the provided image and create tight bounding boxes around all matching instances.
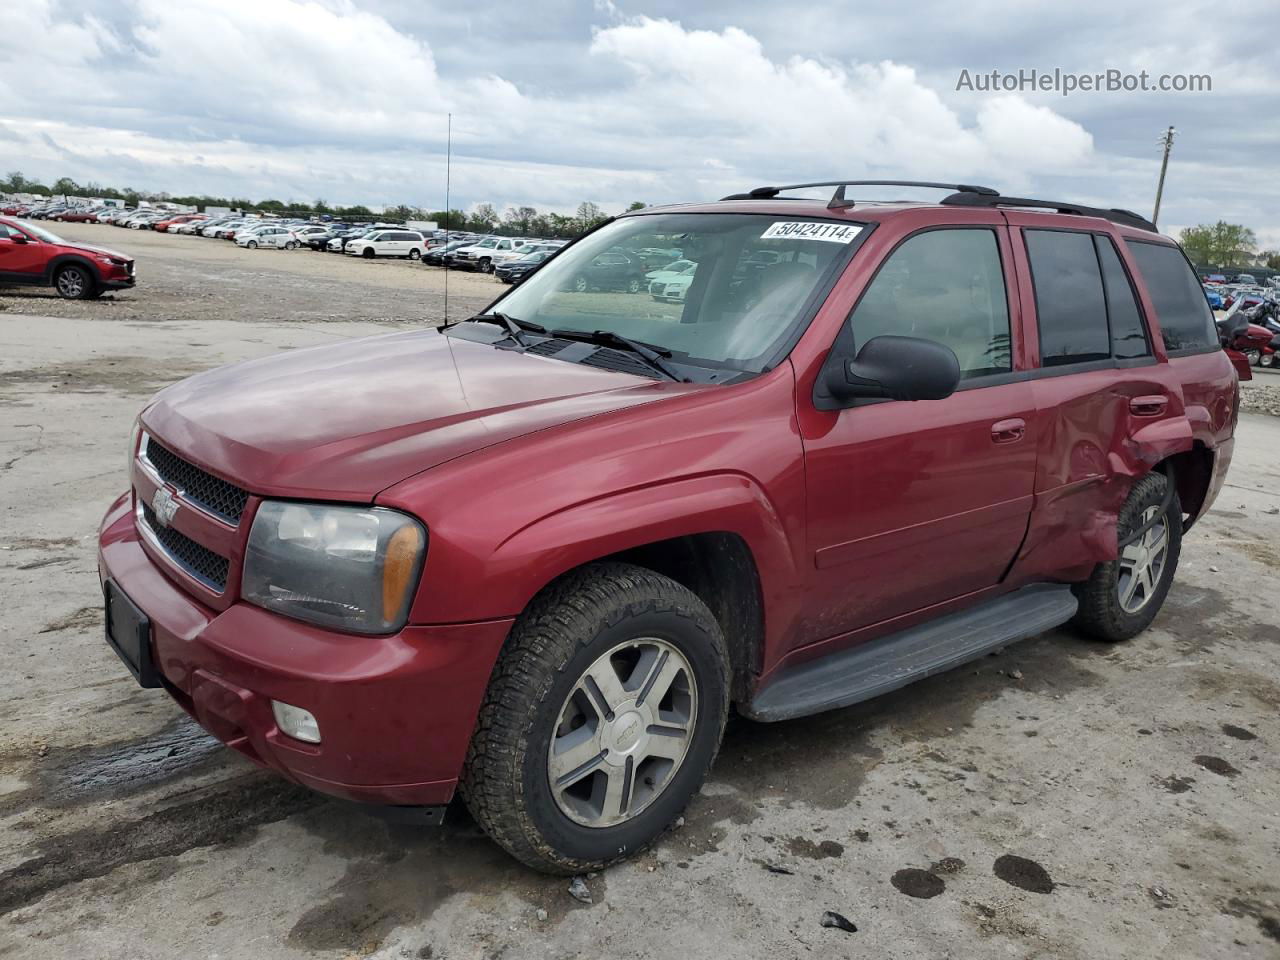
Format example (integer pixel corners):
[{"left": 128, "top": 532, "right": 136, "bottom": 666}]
[
  {"left": 720, "top": 180, "right": 999, "bottom": 207},
  {"left": 939, "top": 191, "right": 1157, "bottom": 232},
  {"left": 719, "top": 180, "right": 1158, "bottom": 232}
]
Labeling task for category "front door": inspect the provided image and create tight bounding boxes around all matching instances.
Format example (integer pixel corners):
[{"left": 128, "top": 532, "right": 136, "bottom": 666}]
[
  {"left": 0, "top": 224, "right": 45, "bottom": 277},
  {"left": 799, "top": 224, "right": 1037, "bottom": 645}
]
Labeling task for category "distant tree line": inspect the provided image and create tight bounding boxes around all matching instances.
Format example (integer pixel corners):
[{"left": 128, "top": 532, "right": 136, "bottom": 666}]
[
  {"left": 1180, "top": 221, "right": 1280, "bottom": 271},
  {"left": 1, "top": 171, "right": 646, "bottom": 239}
]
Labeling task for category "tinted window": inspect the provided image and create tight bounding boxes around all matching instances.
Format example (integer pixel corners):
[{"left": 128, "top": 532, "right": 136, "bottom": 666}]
[
  {"left": 1025, "top": 230, "right": 1109, "bottom": 366},
  {"left": 1096, "top": 237, "right": 1149, "bottom": 359},
  {"left": 1125, "top": 241, "right": 1217, "bottom": 352},
  {"left": 850, "top": 228, "right": 1011, "bottom": 379}
]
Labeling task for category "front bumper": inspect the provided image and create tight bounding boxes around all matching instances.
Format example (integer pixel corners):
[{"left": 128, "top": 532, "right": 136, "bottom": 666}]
[
  {"left": 97, "top": 492, "right": 513, "bottom": 806},
  {"left": 101, "top": 273, "right": 136, "bottom": 290}
]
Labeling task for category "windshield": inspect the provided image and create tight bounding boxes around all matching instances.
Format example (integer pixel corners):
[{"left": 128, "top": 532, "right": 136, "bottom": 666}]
[
  {"left": 16, "top": 220, "right": 65, "bottom": 243},
  {"left": 488, "top": 213, "right": 862, "bottom": 373}
]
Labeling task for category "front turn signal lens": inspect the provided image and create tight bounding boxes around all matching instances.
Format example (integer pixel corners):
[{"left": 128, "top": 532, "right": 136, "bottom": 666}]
[{"left": 382, "top": 522, "right": 426, "bottom": 625}]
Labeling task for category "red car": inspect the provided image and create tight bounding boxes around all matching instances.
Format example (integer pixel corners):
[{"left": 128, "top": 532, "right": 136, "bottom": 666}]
[
  {"left": 98, "top": 181, "right": 1236, "bottom": 873},
  {"left": 51, "top": 209, "right": 105, "bottom": 223},
  {"left": 0, "top": 216, "right": 135, "bottom": 298},
  {"left": 154, "top": 214, "right": 207, "bottom": 232}
]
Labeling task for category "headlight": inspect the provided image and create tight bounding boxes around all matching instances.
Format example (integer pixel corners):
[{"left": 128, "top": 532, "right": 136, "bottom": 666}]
[{"left": 242, "top": 502, "right": 426, "bottom": 635}]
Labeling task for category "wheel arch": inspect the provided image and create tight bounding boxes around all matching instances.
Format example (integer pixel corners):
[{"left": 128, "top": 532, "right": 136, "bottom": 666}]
[
  {"left": 1158, "top": 441, "right": 1215, "bottom": 530},
  {"left": 44, "top": 253, "right": 99, "bottom": 286},
  {"left": 412, "top": 473, "right": 799, "bottom": 702}
]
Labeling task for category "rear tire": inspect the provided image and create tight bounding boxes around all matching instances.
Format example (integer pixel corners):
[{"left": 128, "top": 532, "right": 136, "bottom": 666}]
[
  {"left": 284, "top": 240, "right": 298, "bottom": 250},
  {"left": 1071, "top": 471, "right": 1181, "bottom": 642},
  {"left": 573, "top": 276, "right": 589, "bottom": 293},
  {"left": 461, "top": 562, "right": 730, "bottom": 874},
  {"left": 627, "top": 277, "right": 642, "bottom": 294},
  {"left": 408, "top": 248, "right": 421, "bottom": 260},
  {"left": 54, "top": 264, "right": 95, "bottom": 300}
]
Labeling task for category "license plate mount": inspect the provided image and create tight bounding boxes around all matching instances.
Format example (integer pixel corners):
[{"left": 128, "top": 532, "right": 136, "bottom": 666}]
[{"left": 104, "top": 579, "right": 160, "bottom": 688}]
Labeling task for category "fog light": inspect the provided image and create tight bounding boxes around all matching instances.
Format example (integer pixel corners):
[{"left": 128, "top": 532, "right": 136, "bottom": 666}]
[{"left": 272, "top": 700, "right": 321, "bottom": 744}]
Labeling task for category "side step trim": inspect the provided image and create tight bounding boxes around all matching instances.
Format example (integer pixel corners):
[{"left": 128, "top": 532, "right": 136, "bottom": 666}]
[{"left": 744, "top": 584, "right": 1078, "bottom": 722}]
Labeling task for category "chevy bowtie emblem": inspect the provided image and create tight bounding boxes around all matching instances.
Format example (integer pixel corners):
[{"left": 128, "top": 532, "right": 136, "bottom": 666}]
[{"left": 152, "top": 487, "right": 179, "bottom": 528}]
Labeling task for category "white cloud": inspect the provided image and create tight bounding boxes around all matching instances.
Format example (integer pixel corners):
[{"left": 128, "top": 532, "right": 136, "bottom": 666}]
[{"left": 0, "top": 0, "right": 1271, "bottom": 245}]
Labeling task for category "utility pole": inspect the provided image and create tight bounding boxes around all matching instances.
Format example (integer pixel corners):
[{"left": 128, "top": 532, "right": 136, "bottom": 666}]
[{"left": 1152, "top": 126, "right": 1176, "bottom": 228}]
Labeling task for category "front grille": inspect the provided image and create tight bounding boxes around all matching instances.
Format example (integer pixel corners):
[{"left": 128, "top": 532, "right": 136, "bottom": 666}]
[
  {"left": 143, "top": 437, "right": 248, "bottom": 524},
  {"left": 141, "top": 503, "right": 230, "bottom": 591}
]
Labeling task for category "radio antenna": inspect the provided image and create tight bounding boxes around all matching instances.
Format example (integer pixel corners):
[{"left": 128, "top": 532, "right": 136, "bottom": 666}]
[{"left": 442, "top": 112, "right": 452, "bottom": 328}]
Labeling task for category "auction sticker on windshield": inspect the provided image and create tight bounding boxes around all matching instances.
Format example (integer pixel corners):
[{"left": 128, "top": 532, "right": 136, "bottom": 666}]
[{"left": 760, "top": 222, "right": 862, "bottom": 243}]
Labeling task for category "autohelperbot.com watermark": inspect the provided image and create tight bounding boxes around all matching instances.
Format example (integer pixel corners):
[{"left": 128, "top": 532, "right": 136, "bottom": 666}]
[{"left": 956, "top": 68, "right": 1211, "bottom": 96}]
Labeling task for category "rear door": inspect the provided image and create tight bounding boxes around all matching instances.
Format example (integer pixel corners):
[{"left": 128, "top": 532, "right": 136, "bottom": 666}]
[
  {"left": 799, "top": 221, "right": 1038, "bottom": 644},
  {"left": 1003, "top": 216, "right": 1188, "bottom": 581}
]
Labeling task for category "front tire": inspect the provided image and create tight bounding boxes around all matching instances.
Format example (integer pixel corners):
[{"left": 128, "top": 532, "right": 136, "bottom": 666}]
[
  {"left": 461, "top": 563, "right": 729, "bottom": 874},
  {"left": 54, "top": 264, "right": 95, "bottom": 300},
  {"left": 362, "top": 247, "right": 374, "bottom": 259},
  {"left": 247, "top": 240, "right": 257, "bottom": 249},
  {"left": 1071, "top": 471, "right": 1181, "bottom": 642}
]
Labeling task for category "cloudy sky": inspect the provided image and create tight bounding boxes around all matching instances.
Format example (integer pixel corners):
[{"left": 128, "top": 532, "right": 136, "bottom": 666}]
[{"left": 2, "top": 0, "right": 1277, "bottom": 245}]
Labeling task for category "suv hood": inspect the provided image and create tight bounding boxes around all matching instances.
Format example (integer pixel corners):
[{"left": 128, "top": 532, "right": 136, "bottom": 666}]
[
  {"left": 61, "top": 241, "right": 131, "bottom": 260},
  {"left": 142, "top": 330, "right": 678, "bottom": 501}
]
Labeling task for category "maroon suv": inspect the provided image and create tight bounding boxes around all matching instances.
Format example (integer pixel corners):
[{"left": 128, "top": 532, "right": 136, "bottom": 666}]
[
  {"left": 98, "top": 181, "right": 1236, "bottom": 873},
  {"left": 0, "top": 216, "right": 135, "bottom": 299}
]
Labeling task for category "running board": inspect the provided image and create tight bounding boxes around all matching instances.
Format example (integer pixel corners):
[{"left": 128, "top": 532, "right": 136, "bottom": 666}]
[{"left": 744, "top": 584, "right": 1078, "bottom": 722}]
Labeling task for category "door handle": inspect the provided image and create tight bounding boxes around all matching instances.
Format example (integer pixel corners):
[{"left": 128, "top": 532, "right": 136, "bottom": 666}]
[
  {"left": 991, "top": 418, "right": 1026, "bottom": 443},
  {"left": 1129, "top": 395, "right": 1169, "bottom": 417}
]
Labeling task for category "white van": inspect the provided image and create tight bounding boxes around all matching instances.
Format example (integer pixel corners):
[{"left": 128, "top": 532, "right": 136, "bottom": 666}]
[{"left": 345, "top": 230, "right": 427, "bottom": 260}]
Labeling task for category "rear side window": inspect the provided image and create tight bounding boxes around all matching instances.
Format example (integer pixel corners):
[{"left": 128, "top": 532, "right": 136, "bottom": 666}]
[
  {"left": 1024, "top": 230, "right": 1109, "bottom": 366},
  {"left": 1095, "top": 237, "right": 1150, "bottom": 359},
  {"left": 849, "top": 228, "right": 1011, "bottom": 380},
  {"left": 1125, "top": 240, "right": 1217, "bottom": 352}
]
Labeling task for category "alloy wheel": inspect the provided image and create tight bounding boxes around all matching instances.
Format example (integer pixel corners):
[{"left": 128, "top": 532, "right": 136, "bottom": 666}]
[
  {"left": 547, "top": 637, "right": 698, "bottom": 828},
  {"left": 56, "top": 268, "right": 85, "bottom": 298},
  {"left": 1117, "top": 505, "right": 1169, "bottom": 614}
]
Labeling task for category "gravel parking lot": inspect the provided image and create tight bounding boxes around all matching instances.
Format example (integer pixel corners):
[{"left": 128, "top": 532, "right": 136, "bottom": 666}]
[
  {"left": 1, "top": 243, "right": 1278, "bottom": 959},
  {"left": 0, "top": 221, "right": 496, "bottom": 324}
]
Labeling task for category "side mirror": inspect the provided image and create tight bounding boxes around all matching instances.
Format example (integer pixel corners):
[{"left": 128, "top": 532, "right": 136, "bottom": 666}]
[
  {"left": 827, "top": 335, "right": 960, "bottom": 403},
  {"left": 9, "top": 233, "right": 27, "bottom": 244}
]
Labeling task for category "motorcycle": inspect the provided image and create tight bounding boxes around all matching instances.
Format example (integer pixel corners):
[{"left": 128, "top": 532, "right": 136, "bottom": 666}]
[
  {"left": 1217, "top": 299, "right": 1256, "bottom": 380},
  {"left": 1240, "top": 296, "right": 1280, "bottom": 369}
]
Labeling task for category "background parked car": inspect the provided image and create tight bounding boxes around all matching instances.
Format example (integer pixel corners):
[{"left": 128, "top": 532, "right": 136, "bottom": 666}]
[
  {"left": 451, "top": 236, "right": 534, "bottom": 273},
  {"left": 344, "top": 229, "right": 426, "bottom": 259},
  {"left": 569, "top": 247, "right": 647, "bottom": 293},
  {"left": 236, "top": 225, "right": 302, "bottom": 250},
  {"left": 0, "top": 215, "right": 135, "bottom": 299},
  {"left": 495, "top": 248, "right": 555, "bottom": 284},
  {"left": 649, "top": 263, "right": 697, "bottom": 301},
  {"left": 154, "top": 214, "right": 207, "bottom": 232}
]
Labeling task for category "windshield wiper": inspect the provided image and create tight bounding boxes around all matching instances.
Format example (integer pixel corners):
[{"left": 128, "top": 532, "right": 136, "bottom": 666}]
[
  {"left": 549, "top": 329, "right": 686, "bottom": 382},
  {"left": 467, "top": 311, "right": 546, "bottom": 347}
]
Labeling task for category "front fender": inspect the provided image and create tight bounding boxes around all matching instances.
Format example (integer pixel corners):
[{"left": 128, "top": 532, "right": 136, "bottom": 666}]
[{"left": 406, "top": 473, "right": 803, "bottom": 631}]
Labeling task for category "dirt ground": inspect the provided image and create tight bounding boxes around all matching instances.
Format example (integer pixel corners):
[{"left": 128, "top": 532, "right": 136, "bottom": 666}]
[
  {"left": 1, "top": 243, "right": 1278, "bottom": 959},
  {"left": 0, "top": 220, "right": 497, "bottom": 324}
]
